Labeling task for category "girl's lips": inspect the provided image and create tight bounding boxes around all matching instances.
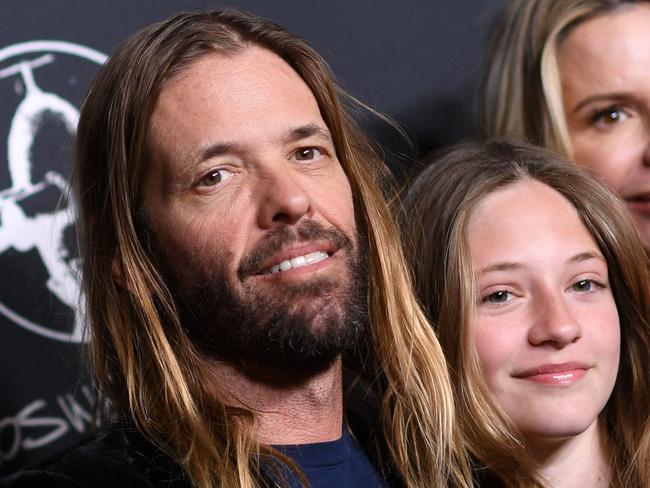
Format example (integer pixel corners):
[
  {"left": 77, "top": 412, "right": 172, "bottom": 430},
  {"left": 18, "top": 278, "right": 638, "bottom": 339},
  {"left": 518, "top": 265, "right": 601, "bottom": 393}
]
[
  {"left": 518, "top": 369, "right": 587, "bottom": 385},
  {"left": 513, "top": 362, "right": 590, "bottom": 386}
]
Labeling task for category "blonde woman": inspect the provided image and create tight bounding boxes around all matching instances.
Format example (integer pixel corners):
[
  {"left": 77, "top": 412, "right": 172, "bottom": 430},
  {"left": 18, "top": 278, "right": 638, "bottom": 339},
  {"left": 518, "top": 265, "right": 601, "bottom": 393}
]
[
  {"left": 403, "top": 140, "right": 650, "bottom": 487},
  {"left": 481, "top": 0, "right": 650, "bottom": 248}
]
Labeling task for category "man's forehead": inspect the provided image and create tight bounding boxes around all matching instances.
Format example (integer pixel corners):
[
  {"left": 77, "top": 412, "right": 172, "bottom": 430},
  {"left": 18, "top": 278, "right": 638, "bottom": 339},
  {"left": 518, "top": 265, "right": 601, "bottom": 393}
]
[
  {"left": 161, "top": 47, "right": 245, "bottom": 91},
  {"left": 155, "top": 46, "right": 310, "bottom": 107},
  {"left": 144, "top": 46, "right": 338, "bottom": 187},
  {"left": 150, "top": 47, "right": 324, "bottom": 133}
]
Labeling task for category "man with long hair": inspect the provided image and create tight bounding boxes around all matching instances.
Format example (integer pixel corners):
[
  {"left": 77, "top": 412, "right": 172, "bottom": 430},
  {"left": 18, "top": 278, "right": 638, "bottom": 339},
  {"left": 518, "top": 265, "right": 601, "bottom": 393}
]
[{"left": 2, "top": 9, "right": 470, "bottom": 488}]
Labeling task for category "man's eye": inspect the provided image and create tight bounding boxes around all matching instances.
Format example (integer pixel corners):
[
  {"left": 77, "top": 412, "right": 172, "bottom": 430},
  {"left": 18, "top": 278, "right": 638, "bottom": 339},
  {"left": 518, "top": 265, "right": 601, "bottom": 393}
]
[
  {"left": 482, "top": 290, "right": 510, "bottom": 304},
  {"left": 294, "top": 147, "right": 322, "bottom": 161},
  {"left": 197, "top": 169, "right": 232, "bottom": 187}
]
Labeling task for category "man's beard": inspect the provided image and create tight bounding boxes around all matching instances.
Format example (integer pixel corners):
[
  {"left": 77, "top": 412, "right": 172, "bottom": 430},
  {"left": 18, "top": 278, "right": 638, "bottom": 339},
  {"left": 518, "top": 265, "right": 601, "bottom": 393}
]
[{"left": 151, "top": 220, "right": 368, "bottom": 373}]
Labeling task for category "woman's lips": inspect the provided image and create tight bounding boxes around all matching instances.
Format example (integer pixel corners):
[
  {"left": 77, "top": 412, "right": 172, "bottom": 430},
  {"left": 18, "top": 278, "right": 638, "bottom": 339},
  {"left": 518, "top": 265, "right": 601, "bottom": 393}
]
[
  {"left": 513, "top": 362, "right": 589, "bottom": 385},
  {"left": 625, "top": 194, "right": 650, "bottom": 215}
]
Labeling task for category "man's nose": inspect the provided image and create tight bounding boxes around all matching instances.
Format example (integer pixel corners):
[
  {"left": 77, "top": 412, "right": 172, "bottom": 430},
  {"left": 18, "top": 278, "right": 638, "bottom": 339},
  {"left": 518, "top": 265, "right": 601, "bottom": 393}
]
[
  {"left": 256, "top": 164, "right": 312, "bottom": 228},
  {"left": 527, "top": 292, "right": 582, "bottom": 349}
]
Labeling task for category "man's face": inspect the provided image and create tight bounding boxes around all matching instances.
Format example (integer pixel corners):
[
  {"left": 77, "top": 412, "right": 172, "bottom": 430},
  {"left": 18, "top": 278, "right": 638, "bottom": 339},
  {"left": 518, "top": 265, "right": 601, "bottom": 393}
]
[{"left": 142, "top": 47, "right": 365, "bottom": 372}]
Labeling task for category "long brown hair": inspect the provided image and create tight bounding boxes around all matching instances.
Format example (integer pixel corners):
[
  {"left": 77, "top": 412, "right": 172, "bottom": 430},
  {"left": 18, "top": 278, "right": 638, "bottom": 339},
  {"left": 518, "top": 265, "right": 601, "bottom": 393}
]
[
  {"left": 480, "top": 0, "right": 646, "bottom": 157},
  {"left": 403, "top": 140, "right": 650, "bottom": 487},
  {"left": 74, "top": 9, "right": 471, "bottom": 488}
]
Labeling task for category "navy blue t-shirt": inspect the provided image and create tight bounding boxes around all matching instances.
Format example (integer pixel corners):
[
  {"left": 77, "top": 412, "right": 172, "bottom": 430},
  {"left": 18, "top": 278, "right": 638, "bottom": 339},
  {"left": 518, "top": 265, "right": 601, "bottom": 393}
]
[{"left": 270, "top": 428, "right": 387, "bottom": 488}]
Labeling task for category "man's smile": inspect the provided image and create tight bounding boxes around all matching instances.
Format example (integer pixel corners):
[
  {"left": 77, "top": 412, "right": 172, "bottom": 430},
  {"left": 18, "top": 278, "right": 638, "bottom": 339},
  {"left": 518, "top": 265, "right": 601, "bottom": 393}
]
[
  {"left": 236, "top": 220, "right": 353, "bottom": 281},
  {"left": 266, "top": 250, "right": 330, "bottom": 274}
]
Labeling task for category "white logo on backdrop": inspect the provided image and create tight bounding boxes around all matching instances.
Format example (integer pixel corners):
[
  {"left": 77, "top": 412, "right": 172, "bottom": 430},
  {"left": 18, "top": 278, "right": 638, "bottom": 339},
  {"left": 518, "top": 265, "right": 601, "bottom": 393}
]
[{"left": 0, "top": 41, "right": 107, "bottom": 343}]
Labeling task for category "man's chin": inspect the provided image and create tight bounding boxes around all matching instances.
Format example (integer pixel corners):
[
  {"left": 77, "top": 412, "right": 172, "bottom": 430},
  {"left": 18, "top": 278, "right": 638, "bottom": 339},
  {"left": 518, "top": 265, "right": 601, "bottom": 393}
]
[
  {"left": 196, "top": 305, "right": 362, "bottom": 371},
  {"left": 242, "top": 273, "right": 342, "bottom": 300}
]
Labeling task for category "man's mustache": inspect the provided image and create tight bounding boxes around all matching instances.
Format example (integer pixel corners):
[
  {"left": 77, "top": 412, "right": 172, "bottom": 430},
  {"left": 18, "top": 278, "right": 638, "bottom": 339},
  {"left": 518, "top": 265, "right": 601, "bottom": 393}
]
[{"left": 237, "top": 220, "right": 353, "bottom": 280}]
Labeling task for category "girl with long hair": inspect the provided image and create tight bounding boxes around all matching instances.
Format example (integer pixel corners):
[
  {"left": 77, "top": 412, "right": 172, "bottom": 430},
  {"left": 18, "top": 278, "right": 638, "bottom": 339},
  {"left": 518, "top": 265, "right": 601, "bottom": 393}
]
[{"left": 404, "top": 140, "right": 650, "bottom": 487}]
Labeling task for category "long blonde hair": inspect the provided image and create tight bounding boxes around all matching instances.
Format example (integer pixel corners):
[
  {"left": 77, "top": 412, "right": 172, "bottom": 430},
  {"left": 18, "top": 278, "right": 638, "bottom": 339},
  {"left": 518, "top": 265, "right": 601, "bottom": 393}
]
[
  {"left": 480, "top": 0, "right": 646, "bottom": 157},
  {"left": 403, "top": 140, "right": 650, "bottom": 487},
  {"left": 74, "top": 9, "right": 471, "bottom": 488}
]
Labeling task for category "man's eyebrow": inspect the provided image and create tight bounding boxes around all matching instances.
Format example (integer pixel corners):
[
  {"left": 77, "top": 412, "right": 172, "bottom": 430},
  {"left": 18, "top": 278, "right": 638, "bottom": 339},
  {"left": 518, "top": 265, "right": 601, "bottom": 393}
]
[
  {"left": 176, "top": 142, "right": 241, "bottom": 183},
  {"left": 478, "top": 262, "right": 524, "bottom": 275},
  {"left": 196, "top": 142, "right": 240, "bottom": 164},
  {"left": 285, "top": 123, "right": 332, "bottom": 143},
  {"left": 190, "top": 123, "right": 332, "bottom": 167}
]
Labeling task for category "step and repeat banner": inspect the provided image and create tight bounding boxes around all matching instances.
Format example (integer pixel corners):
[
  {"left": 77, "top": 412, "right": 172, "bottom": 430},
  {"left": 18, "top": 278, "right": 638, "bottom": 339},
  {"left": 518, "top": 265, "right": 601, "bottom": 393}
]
[{"left": 0, "top": 0, "right": 490, "bottom": 474}]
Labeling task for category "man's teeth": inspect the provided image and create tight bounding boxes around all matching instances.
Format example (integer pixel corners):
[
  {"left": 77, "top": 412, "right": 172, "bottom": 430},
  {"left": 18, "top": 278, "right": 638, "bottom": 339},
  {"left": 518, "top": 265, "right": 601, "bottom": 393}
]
[{"left": 269, "top": 251, "right": 329, "bottom": 274}]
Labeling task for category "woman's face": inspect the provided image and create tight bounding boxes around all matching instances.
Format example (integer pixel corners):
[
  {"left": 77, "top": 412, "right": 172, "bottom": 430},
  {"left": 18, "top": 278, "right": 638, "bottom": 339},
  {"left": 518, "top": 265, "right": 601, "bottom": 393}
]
[
  {"left": 559, "top": 4, "right": 650, "bottom": 248},
  {"left": 468, "top": 180, "right": 620, "bottom": 440}
]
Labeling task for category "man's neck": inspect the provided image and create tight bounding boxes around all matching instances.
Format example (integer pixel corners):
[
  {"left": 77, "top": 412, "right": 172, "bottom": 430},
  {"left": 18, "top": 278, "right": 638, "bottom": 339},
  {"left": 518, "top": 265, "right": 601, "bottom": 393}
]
[
  {"left": 208, "top": 356, "right": 344, "bottom": 445},
  {"left": 527, "top": 419, "right": 611, "bottom": 488}
]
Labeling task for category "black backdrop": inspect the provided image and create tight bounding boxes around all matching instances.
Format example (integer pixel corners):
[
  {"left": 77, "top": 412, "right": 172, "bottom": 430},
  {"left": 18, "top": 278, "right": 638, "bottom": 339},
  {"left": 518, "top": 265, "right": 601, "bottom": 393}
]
[{"left": 0, "top": 0, "right": 492, "bottom": 474}]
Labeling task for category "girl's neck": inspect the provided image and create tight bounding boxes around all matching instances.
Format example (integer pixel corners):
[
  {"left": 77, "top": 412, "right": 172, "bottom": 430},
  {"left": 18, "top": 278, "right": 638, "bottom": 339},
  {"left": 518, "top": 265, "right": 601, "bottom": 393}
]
[{"left": 527, "top": 418, "right": 611, "bottom": 488}]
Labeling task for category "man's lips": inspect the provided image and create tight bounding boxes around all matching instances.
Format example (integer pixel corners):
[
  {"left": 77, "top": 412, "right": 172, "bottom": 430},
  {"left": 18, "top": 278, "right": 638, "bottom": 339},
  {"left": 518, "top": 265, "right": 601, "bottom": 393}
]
[
  {"left": 256, "top": 242, "right": 337, "bottom": 275},
  {"left": 512, "top": 362, "right": 590, "bottom": 385},
  {"left": 236, "top": 220, "right": 353, "bottom": 280}
]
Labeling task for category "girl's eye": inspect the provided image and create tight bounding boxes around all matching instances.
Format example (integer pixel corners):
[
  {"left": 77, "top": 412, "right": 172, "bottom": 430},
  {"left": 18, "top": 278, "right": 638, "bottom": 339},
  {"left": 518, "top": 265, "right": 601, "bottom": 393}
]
[
  {"left": 483, "top": 290, "right": 511, "bottom": 304},
  {"left": 197, "top": 169, "right": 233, "bottom": 187},
  {"left": 571, "top": 279, "right": 602, "bottom": 293},
  {"left": 294, "top": 147, "right": 322, "bottom": 161}
]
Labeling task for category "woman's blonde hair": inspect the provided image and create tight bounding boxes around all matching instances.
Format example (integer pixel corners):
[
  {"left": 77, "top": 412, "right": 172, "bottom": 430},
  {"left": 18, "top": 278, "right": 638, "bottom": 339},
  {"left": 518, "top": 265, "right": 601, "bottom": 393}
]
[
  {"left": 480, "top": 0, "right": 645, "bottom": 157},
  {"left": 74, "top": 8, "right": 471, "bottom": 488},
  {"left": 403, "top": 140, "right": 650, "bottom": 487}
]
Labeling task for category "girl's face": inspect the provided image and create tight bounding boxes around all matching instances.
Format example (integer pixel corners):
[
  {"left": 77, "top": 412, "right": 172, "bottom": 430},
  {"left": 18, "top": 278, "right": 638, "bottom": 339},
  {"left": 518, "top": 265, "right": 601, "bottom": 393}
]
[
  {"left": 468, "top": 180, "right": 620, "bottom": 441},
  {"left": 559, "top": 4, "right": 650, "bottom": 248}
]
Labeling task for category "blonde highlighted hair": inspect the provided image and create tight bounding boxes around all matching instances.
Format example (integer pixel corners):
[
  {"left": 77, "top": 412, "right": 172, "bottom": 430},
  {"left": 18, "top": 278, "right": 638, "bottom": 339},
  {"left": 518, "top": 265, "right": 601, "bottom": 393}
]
[
  {"left": 480, "top": 0, "right": 646, "bottom": 157},
  {"left": 74, "top": 9, "right": 471, "bottom": 488},
  {"left": 403, "top": 140, "right": 650, "bottom": 487}
]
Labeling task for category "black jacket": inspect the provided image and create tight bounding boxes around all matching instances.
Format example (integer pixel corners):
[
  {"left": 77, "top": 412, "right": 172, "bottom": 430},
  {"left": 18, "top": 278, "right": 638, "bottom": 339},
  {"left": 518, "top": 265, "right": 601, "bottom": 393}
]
[{"left": 1, "top": 424, "right": 191, "bottom": 488}]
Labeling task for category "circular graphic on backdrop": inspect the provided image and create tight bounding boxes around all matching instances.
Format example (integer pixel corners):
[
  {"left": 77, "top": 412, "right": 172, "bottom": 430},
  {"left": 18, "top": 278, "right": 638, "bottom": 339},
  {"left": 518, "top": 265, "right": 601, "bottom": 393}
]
[{"left": 0, "top": 41, "right": 107, "bottom": 343}]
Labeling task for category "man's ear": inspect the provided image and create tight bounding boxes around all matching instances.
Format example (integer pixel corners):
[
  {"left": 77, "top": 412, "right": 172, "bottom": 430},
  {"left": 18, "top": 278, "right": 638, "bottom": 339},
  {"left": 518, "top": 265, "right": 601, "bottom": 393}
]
[{"left": 112, "top": 255, "right": 127, "bottom": 289}]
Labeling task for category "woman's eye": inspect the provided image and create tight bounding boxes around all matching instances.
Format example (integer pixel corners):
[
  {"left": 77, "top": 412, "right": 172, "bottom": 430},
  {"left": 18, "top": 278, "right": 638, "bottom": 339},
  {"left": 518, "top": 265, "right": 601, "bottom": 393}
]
[
  {"left": 592, "top": 106, "right": 628, "bottom": 126},
  {"left": 294, "top": 147, "right": 322, "bottom": 161},
  {"left": 197, "top": 169, "right": 232, "bottom": 187},
  {"left": 483, "top": 290, "right": 510, "bottom": 304}
]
